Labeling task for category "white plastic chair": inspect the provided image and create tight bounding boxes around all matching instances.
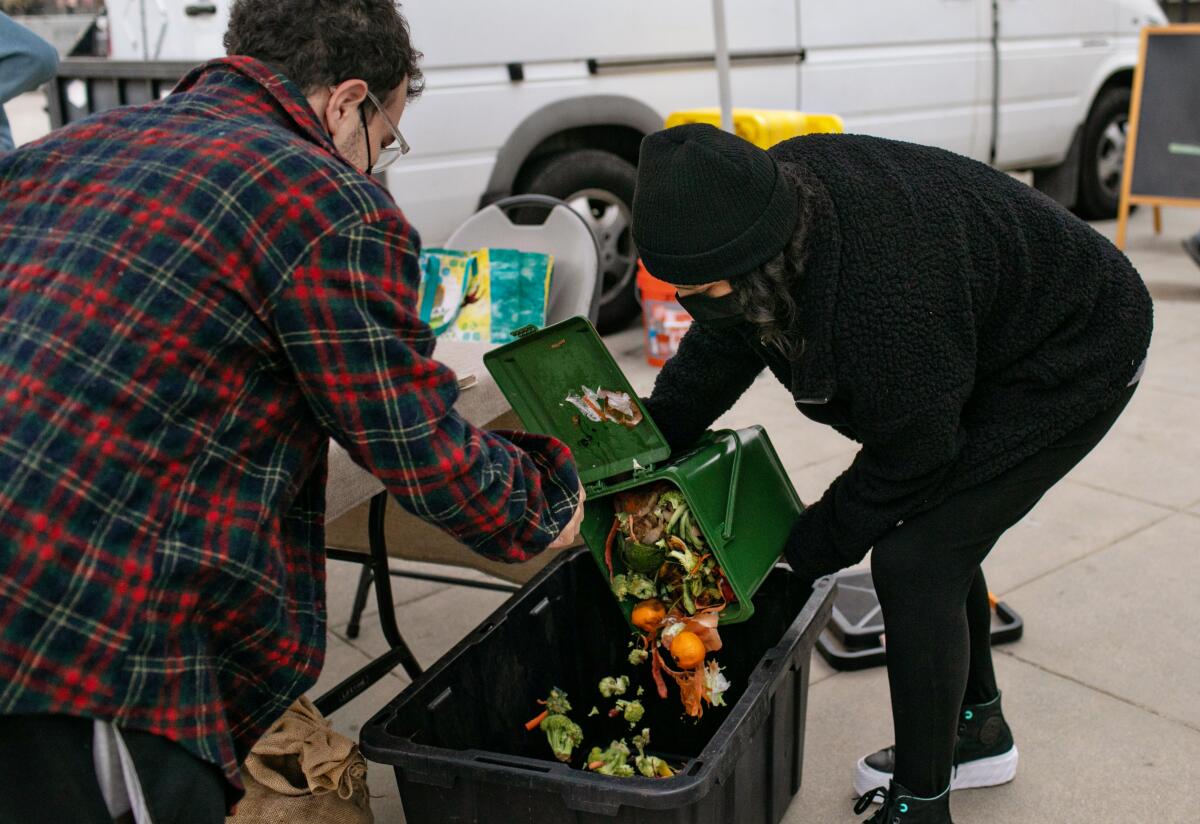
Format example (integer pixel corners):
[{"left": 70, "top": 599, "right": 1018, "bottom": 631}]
[{"left": 446, "top": 194, "right": 603, "bottom": 326}]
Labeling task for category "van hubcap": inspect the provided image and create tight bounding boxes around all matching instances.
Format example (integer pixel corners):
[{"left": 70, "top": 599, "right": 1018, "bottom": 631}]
[
  {"left": 1096, "top": 114, "right": 1127, "bottom": 202},
  {"left": 567, "top": 188, "right": 636, "bottom": 308}
]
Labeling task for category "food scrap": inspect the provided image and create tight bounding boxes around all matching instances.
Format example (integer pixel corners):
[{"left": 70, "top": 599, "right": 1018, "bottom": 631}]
[
  {"left": 585, "top": 740, "right": 635, "bottom": 777},
  {"left": 584, "top": 730, "right": 676, "bottom": 779},
  {"left": 609, "top": 482, "right": 736, "bottom": 718},
  {"left": 524, "top": 678, "right": 678, "bottom": 778},
  {"left": 633, "top": 728, "right": 675, "bottom": 778},
  {"left": 526, "top": 688, "right": 583, "bottom": 763},
  {"left": 610, "top": 698, "right": 644, "bottom": 727},
  {"left": 598, "top": 675, "right": 630, "bottom": 697},
  {"left": 564, "top": 386, "right": 644, "bottom": 429},
  {"left": 539, "top": 713, "right": 584, "bottom": 763},
  {"left": 519, "top": 482, "right": 736, "bottom": 774}
]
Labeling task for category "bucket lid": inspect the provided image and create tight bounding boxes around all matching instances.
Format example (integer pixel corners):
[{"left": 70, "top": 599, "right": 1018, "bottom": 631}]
[{"left": 483, "top": 316, "right": 670, "bottom": 486}]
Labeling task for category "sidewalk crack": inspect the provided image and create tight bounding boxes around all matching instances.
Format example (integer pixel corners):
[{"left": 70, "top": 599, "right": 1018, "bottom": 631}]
[
  {"left": 997, "top": 649, "right": 1200, "bottom": 737},
  {"left": 999, "top": 509, "right": 1175, "bottom": 598}
]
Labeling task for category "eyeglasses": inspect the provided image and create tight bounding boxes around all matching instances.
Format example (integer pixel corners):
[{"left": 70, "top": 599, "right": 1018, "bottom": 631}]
[{"left": 360, "top": 89, "right": 409, "bottom": 174}]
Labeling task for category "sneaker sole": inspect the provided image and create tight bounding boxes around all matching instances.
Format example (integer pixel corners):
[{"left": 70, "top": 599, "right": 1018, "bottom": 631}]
[{"left": 853, "top": 746, "right": 1019, "bottom": 800}]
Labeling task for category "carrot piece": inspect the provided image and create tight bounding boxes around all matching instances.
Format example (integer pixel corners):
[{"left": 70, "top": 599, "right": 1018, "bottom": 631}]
[
  {"left": 604, "top": 519, "right": 619, "bottom": 577},
  {"left": 650, "top": 645, "right": 670, "bottom": 699},
  {"left": 524, "top": 709, "right": 549, "bottom": 731},
  {"left": 678, "top": 667, "right": 705, "bottom": 718}
]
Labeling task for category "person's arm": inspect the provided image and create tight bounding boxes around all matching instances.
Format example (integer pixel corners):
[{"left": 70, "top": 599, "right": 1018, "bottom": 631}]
[
  {"left": 0, "top": 13, "right": 60, "bottom": 102},
  {"left": 272, "top": 212, "right": 579, "bottom": 563},
  {"left": 643, "top": 324, "right": 765, "bottom": 452}
]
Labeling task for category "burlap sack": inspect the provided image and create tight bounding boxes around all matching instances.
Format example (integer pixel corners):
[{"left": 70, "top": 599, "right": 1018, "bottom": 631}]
[{"left": 226, "top": 697, "right": 373, "bottom": 824}]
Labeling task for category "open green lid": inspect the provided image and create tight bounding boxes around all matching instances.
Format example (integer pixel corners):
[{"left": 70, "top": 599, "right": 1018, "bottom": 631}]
[{"left": 483, "top": 316, "right": 670, "bottom": 487}]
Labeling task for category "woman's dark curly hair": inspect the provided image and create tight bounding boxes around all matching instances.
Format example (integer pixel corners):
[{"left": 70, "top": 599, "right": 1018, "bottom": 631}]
[
  {"left": 224, "top": 0, "right": 424, "bottom": 103},
  {"left": 730, "top": 162, "right": 812, "bottom": 360}
]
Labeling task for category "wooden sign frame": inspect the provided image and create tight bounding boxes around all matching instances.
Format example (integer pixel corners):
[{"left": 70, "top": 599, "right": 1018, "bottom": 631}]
[{"left": 1116, "top": 24, "right": 1200, "bottom": 250}]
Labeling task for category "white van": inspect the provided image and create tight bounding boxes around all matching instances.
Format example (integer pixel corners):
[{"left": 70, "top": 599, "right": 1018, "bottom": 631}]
[{"left": 102, "top": 0, "right": 1167, "bottom": 330}]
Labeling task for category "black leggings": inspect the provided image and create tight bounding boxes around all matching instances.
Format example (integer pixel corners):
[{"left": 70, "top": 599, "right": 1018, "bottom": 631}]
[{"left": 872, "top": 382, "right": 1137, "bottom": 798}]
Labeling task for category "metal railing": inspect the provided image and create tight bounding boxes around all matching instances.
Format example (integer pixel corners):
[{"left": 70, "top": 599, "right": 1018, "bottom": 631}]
[{"left": 45, "top": 57, "right": 194, "bottom": 129}]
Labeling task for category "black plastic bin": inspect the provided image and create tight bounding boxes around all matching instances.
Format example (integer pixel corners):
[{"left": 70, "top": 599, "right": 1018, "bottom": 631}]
[{"left": 360, "top": 547, "right": 835, "bottom": 823}]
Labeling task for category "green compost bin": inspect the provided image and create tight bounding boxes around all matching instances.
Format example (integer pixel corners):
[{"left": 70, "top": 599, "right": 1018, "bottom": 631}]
[{"left": 483, "top": 316, "right": 804, "bottom": 625}]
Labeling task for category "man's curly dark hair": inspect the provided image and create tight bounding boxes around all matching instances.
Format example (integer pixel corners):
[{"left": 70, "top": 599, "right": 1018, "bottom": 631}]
[{"left": 224, "top": 0, "right": 424, "bottom": 103}]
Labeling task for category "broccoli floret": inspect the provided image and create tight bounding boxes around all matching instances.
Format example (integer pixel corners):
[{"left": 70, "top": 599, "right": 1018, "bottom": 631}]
[
  {"left": 586, "top": 740, "right": 634, "bottom": 777},
  {"left": 627, "top": 573, "right": 657, "bottom": 600},
  {"left": 655, "top": 490, "right": 687, "bottom": 524},
  {"left": 628, "top": 648, "right": 648, "bottom": 666},
  {"left": 636, "top": 754, "right": 675, "bottom": 778},
  {"left": 543, "top": 687, "right": 572, "bottom": 715},
  {"left": 610, "top": 574, "right": 630, "bottom": 600},
  {"left": 615, "top": 699, "right": 644, "bottom": 727},
  {"left": 598, "top": 675, "right": 629, "bottom": 698},
  {"left": 539, "top": 713, "right": 583, "bottom": 763},
  {"left": 667, "top": 542, "right": 701, "bottom": 575},
  {"left": 611, "top": 573, "right": 655, "bottom": 601},
  {"left": 631, "top": 728, "right": 675, "bottom": 777}
]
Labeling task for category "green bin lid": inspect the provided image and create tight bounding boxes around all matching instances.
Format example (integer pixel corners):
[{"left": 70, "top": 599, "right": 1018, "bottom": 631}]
[{"left": 483, "top": 316, "right": 670, "bottom": 486}]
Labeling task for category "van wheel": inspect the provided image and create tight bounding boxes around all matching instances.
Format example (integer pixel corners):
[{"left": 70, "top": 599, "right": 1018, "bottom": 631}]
[
  {"left": 517, "top": 149, "right": 640, "bottom": 333},
  {"left": 1075, "top": 86, "right": 1131, "bottom": 220}
]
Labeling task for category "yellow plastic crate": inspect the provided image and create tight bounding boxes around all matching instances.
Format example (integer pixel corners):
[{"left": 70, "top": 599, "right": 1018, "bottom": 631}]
[{"left": 665, "top": 108, "right": 844, "bottom": 150}]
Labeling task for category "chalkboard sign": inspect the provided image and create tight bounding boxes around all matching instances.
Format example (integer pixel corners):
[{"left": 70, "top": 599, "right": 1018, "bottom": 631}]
[{"left": 1117, "top": 25, "right": 1200, "bottom": 250}]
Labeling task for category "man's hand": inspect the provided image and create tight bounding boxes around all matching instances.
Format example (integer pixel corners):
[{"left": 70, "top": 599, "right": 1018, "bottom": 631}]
[{"left": 548, "top": 482, "right": 587, "bottom": 549}]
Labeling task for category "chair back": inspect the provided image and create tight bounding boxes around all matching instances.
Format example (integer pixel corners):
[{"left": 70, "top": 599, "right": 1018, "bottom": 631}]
[{"left": 445, "top": 195, "right": 602, "bottom": 325}]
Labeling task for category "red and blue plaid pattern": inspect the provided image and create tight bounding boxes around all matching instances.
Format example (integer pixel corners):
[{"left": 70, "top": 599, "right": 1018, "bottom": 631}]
[{"left": 0, "top": 57, "right": 579, "bottom": 793}]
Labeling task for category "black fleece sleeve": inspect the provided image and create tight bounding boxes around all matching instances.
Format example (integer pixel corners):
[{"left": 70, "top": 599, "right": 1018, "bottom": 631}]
[{"left": 643, "top": 324, "right": 766, "bottom": 452}]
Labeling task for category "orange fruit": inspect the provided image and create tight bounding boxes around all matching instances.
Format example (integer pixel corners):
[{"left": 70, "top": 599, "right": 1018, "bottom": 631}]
[
  {"left": 670, "top": 630, "right": 706, "bottom": 669},
  {"left": 631, "top": 598, "right": 666, "bottom": 631}
]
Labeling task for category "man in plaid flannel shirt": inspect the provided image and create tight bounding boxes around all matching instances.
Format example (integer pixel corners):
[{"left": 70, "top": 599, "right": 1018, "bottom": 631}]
[{"left": 0, "top": 1, "right": 585, "bottom": 820}]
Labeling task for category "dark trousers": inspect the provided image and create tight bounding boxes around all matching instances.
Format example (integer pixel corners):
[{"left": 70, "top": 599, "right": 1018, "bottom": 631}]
[
  {"left": 0, "top": 714, "right": 226, "bottom": 824},
  {"left": 872, "top": 382, "right": 1137, "bottom": 798}
]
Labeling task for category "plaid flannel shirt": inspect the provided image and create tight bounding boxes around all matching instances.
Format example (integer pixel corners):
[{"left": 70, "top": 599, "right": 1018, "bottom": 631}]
[{"left": 0, "top": 57, "right": 580, "bottom": 794}]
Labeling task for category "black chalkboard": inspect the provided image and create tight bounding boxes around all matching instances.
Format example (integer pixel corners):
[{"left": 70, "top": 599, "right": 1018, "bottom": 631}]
[{"left": 1128, "top": 28, "right": 1200, "bottom": 200}]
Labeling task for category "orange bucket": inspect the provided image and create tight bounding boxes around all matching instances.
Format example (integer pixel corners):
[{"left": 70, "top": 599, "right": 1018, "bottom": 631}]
[{"left": 636, "top": 261, "right": 693, "bottom": 367}]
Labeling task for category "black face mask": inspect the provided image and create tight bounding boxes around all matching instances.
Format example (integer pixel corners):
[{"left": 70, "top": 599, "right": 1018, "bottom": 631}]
[{"left": 676, "top": 290, "right": 745, "bottom": 330}]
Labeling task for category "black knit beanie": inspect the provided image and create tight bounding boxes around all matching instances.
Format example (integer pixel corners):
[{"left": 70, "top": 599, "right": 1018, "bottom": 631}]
[{"left": 632, "top": 123, "right": 797, "bottom": 286}]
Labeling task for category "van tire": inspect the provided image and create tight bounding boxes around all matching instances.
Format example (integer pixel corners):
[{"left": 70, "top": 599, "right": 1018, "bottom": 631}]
[
  {"left": 517, "top": 149, "right": 640, "bottom": 333},
  {"left": 1075, "top": 86, "right": 1131, "bottom": 220}
]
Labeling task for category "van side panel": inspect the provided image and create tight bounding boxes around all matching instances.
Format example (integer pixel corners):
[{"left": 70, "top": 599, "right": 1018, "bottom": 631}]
[
  {"left": 387, "top": 0, "right": 801, "bottom": 244},
  {"left": 993, "top": 0, "right": 1127, "bottom": 168},
  {"left": 388, "top": 58, "right": 800, "bottom": 244},
  {"left": 798, "top": 0, "right": 990, "bottom": 161},
  {"left": 405, "top": 0, "right": 797, "bottom": 68},
  {"left": 108, "top": 0, "right": 231, "bottom": 60}
]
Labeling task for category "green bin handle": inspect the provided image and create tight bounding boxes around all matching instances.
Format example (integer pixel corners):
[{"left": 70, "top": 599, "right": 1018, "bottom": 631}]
[{"left": 721, "top": 429, "right": 744, "bottom": 540}]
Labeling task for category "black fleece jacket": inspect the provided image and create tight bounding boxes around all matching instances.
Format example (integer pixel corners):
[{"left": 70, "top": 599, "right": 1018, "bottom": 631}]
[{"left": 643, "top": 134, "right": 1153, "bottom": 581}]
